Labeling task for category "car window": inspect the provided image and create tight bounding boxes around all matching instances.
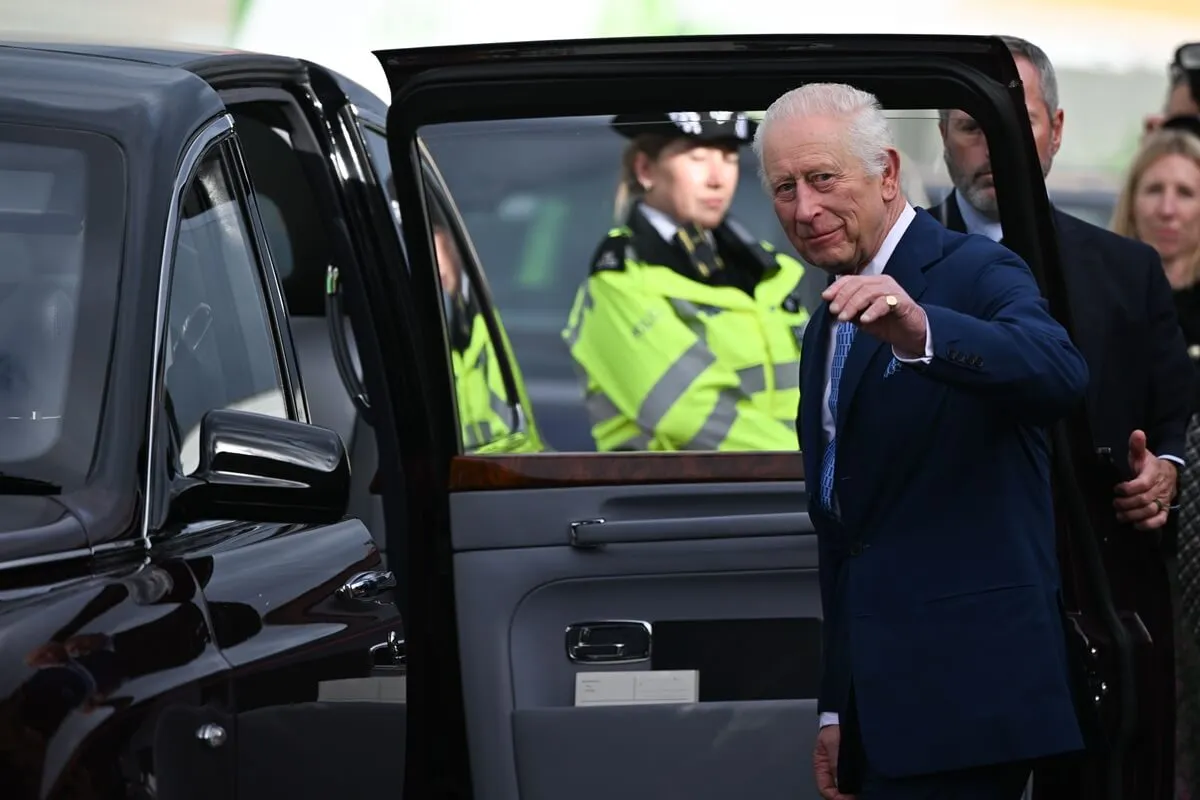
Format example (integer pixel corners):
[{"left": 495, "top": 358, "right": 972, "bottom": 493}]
[
  {"left": 363, "top": 125, "right": 398, "bottom": 218},
  {"left": 164, "top": 144, "right": 288, "bottom": 476},
  {"left": 419, "top": 109, "right": 955, "bottom": 455},
  {"left": 423, "top": 178, "right": 539, "bottom": 454}
]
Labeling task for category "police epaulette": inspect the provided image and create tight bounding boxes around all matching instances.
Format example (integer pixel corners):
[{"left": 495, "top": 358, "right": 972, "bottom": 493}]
[
  {"left": 719, "top": 217, "right": 777, "bottom": 271},
  {"left": 589, "top": 231, "right": 631, "bottom": 275}
]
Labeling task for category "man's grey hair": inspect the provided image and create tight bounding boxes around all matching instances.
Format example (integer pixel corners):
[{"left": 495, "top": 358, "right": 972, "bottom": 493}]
[
  {"left": 1002, "top": 35, "right": 1059, "bottom": 115},
  {"left": 752, "top": 83, "right": 894, "bottom": 186},
  {"left": 938, "top": 36, "right": 1059, "bottom": 124}
]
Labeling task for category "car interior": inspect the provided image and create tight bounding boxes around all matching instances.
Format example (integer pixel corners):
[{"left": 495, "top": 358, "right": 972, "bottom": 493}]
[
  {"left": 0, "top": 138, "right": 103, "bottom": 469},
  {"left": 226, "top": 99, "right": 387, "bottom": 556}
]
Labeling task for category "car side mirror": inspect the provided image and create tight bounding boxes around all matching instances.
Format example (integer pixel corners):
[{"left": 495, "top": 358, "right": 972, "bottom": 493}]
[{"left": 167, "top": 409, "right": 351, "bottom": 527}]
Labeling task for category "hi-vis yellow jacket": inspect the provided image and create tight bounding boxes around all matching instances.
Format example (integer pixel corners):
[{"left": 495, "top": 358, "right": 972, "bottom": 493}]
[
  {"left": 449, "top": 297, "right": 542, "bottom": 454},
  {"left": 562, "top": 211, "right": 812, "bottom": 452}
]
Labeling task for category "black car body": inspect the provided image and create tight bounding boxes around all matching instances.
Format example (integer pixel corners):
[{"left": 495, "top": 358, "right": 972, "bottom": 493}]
[
  {"left": 0, "top": 32, "right": 1168, "bottom": 800},
  {"left": 0, "top": 42, "right": 406, "bottom": 800}
]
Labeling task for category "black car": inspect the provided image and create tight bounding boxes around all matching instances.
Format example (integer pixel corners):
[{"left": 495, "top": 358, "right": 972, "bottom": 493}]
[
  {"left": 0, "top": 34, "right": 1168, "bottom": 800},
  {"left": 0, "top": 41, "right": 406, "bottom": 800}
]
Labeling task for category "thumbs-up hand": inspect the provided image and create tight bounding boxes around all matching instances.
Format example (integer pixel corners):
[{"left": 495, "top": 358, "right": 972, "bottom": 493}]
[{"left": 1113, "top": 429, "right": 1177, "bottom": 531}]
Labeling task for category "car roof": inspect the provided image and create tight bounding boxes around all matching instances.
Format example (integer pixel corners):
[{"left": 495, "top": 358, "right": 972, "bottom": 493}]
[
  {"left": 0, "top": 38, "right": 388, "bottom": 123},
  {"left": 0, "top": 42, "right": 224, "bottom": 148}
]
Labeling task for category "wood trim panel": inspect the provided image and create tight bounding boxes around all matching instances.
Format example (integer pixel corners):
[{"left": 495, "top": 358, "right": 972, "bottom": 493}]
[{"left": 449, "top": 451, "right": 805, "bottom": 492}]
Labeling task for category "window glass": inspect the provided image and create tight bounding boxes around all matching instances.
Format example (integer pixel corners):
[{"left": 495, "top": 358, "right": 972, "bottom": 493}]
[
  {"left": 363, "top": 126, "right": 398, "bottom": 221},
  {"left": 0, "top": 126, "right": 124, "bottom": 486},
  {"left": 418, "top": 109, "right": 960, "bottom": 455},
  {"left": 164, "top": 145, "right": 288, "bottom": 476},
  {"left": 425, "top": 186, "right": 538, "bottom": 454}
]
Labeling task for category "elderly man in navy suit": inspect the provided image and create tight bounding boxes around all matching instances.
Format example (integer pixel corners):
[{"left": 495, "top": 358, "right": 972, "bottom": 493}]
[{"left": 754, "top": 82, "right": 1089, "bottom": 799}]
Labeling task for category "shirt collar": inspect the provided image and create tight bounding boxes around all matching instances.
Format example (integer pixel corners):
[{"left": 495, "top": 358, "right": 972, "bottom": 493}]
[
  {"left": 860, "top": 202, "right": 916, "bottom": 278},
  {"left": 953, "top": 190, "right": 1004, "bottom": 242},
  {"left": 637, "top": 202, "right": 716, "bottom": 246}
]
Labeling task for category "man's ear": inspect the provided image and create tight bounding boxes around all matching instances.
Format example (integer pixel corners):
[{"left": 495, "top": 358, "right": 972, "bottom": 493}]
[{"left": 880, "top": 148, "right": 902, "bottom": 202}]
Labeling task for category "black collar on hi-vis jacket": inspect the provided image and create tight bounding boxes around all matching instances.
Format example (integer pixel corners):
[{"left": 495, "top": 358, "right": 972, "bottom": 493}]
[{"left": 588, "top": 202, "right": 776, "bottom": 297}]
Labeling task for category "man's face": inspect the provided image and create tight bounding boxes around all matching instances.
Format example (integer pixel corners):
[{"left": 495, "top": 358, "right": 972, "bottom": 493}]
[
  {"left": 1167, "top": 78, "right": 1200, "bottom": 118},
  {"left": 940, "top": 55, "right": 1063, "bottom": 218},
  {"left": 760, "top": 113, "right": 901, "bottom": 274},
  {"left": 433, "top": 228, "right": 462, "bottom": 296}
]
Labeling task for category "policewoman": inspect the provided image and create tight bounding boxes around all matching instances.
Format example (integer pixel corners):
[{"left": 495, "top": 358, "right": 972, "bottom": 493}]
[
  {"left": 434, "top": 216, "right": 540, "bottom": 453},
  {"left": 562, "top": 110, "right": 813, "bottom": 452}
]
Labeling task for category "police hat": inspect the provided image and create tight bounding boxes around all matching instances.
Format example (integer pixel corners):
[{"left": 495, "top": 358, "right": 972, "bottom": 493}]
[{"left": 611, "top": 111, "right": 757, "bottom": 144}]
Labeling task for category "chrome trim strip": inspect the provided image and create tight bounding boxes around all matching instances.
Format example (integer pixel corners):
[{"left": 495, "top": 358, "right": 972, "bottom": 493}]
[
  {"left": 223, "top": 134, "right": 302, "bottom": 422},
  {"left": 0, "top": 547, "right": 92, "bottom": 573},
  {"left": 140, "top": 114, "right": 235, "bottom": 549}
]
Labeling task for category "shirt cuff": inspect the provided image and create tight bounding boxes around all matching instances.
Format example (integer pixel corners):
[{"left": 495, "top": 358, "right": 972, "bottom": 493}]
[
  {"left": 1160, "top": 455, "right": 1185, "bottom": 467},
  {"left": 893, "top": 313, "right": 933, "bottom": 364},
  {"left": 818, "top": 712, "right": 840, "bottom": 728}
]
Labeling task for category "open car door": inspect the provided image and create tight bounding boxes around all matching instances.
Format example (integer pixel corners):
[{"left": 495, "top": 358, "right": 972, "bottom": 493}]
[{"left": 367, "top": 35, "right": 1170, "bottom": 800}]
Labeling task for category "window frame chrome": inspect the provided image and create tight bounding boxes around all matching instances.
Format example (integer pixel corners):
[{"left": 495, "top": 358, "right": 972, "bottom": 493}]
[{"left": 139, "top": 114, "right": 235, "bottom": 549}]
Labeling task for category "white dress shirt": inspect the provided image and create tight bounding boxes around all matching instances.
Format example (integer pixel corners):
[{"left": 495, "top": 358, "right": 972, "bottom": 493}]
[
  {"left": 951, "top": 191, "right": 1184, "bottom": 469},
  {"left": 639, "top": 203, "right": 681, "bottom": 241},
  {"left": 820, "top": 203, "right": 929, "bottom": 448}
]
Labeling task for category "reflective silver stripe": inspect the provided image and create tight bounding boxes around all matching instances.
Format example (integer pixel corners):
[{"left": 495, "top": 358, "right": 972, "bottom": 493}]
[
  {"left": 784, "top": 418, "right": 797, "bottom": 432},
  {"left": 463, "top": 426, "right": 480, "bottom": 450},
  {"left": 668, "top": 298, "right": 709, "bottom": 341},
  {"left": 586, "top": 392, "right": 622, "bottom": 423},
  {"left": 637, "top": 340, "right": 715, "bottom": 429},
  {"left": 612, "top": 433, "right": 653, "bottom": 451},
  {"left": 774, "top": 361, "right": 801, "bottom": 391},
  {"left": 490, "top": 391, "right": 510, "bottom": 424},
  {"left": 736, "top": 362, "right": 799, "bottom": 394},
  {"left": 684, "top": 387, "right": 740, "bottom": 450},
  {"left": 791, "top": 325, "right": 807, "bottom": 345},
  {"left": 564, "top": 286, "right": 594, "bottom": 348},
  {"left": 736, "top": 366, "right": 766, "bottom": 395}
]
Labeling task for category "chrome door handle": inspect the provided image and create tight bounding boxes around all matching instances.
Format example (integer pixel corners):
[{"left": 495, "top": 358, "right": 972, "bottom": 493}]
[
  {"left": 565, "top": 621, "right": 652, "bottom": 664},
  {"left": 370, "top": 629, "right": 406, "bottom": 671},
  {"left": 337, "top": 569, "right": 396, "bottom": 600}
]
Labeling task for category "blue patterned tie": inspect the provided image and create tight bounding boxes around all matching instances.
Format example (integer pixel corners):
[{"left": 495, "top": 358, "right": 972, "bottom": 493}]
[{"left": 819, "top": 321, "right": 856, "bottom": 511}]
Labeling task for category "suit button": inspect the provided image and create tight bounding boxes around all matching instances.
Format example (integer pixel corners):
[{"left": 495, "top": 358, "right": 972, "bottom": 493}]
[{"left": 849, "top": 542, "right": 864, "bottom": 557}]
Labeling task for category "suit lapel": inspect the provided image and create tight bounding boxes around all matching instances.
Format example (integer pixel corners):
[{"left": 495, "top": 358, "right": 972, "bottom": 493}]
[
  {"left": 801, "top": 301, "right": 831, "bottom": 482},
  {"left": 928, "top": 193, "right": 967, "bottom": 234},
  {"left": 835, "top": 210, "right": 941, "bottom": 434}
]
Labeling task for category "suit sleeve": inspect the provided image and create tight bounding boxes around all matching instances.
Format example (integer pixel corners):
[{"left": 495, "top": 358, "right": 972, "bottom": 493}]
[
  {"left": 916, "top": 252, "right": 1090, "bottom": 425},
  {"left": 1141, "top": 252, "right": 1194, "bottom": 461}
]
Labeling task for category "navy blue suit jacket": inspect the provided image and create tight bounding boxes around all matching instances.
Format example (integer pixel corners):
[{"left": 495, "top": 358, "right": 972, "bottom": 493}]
[{"left": 800, "top": 208, "right": 1089, "bottom": 777}]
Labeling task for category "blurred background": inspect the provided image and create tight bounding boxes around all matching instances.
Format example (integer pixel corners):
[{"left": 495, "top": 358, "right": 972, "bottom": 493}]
[{"left": 1, "top": 0, "right": 1195, "bottom": 193}]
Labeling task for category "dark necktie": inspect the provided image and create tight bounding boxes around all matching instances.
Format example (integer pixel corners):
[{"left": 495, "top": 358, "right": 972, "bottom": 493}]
[{"left": 675, "top": 224, "right": 724, "bottom": 278}]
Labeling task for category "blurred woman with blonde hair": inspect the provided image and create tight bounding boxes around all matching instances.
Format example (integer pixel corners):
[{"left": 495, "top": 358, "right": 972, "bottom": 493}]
[{"left": 1113, "top": 123, "right": 1200, "bottom": 798}]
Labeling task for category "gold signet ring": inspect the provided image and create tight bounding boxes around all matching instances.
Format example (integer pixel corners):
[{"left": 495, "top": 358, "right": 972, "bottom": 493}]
[{"left": 885, "top": 294, "right": 899, "bottom": 308}]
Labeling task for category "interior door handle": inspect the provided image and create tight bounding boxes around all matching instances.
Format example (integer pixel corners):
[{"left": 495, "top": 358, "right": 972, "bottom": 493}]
[
  {"left": 369, "top": 629, "right": 406, "bottom": 671},
  {"left": 566, "top": 621, "right": 652, "bottom": 664},
  {"left": 337, "top": 569, "right": 396, "bottom": 600}
]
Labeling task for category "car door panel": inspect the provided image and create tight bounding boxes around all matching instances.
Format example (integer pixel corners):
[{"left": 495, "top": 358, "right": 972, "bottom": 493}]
[
  {"left": 447, "top": 453, "right": 819, "bottom": 800},
  {"left": 1, "top": 553, "right": 231, "bottom": 800},
  {"left": 184, "top": 517, "right": 405, "bottom": 798}
]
